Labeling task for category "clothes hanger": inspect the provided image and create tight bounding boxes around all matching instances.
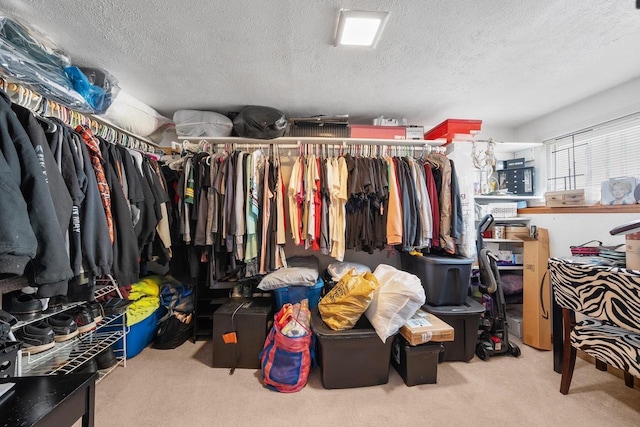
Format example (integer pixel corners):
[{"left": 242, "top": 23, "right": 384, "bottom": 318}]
[{"left": 36, "top": 115, "right": 57, "bottom": 133}]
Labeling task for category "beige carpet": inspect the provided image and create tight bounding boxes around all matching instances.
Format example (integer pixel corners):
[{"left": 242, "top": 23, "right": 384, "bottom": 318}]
[{"left": 96, "top": 337, "right": 639, "bottom": 427}]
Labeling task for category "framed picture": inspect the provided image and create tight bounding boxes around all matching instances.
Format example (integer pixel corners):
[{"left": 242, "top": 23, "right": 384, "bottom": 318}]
[
  {"left": 601, "top": 177, "right": 638, "bottom": 205},
  {"left": 498, "top": 171, "right": 507, "bottom": 190}
]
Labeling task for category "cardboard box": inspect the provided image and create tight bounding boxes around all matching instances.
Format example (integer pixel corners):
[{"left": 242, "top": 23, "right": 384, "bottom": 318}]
[
  {"left": 520, "top": 228, "right": 551, "bottom": 350},
  {"left": 506, "top": 306, "right": 523, "bottom": 339},
  {"left": 405, "top": 126, "right": 424, "bottom": 140},
  {"left": 399, "top": 309, "right": 454, "bottom": 346},
  {"left": 350, "top": 124, "right": 406, "bottom": 139}
]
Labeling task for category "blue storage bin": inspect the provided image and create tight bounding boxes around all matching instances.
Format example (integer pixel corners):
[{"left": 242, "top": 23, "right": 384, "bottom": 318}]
[
  {"left": 106, "top": 306, "right": 166, "bottom": 359},
  {"left": 273, "top": 278, "right": 324, "bottom": 310}
]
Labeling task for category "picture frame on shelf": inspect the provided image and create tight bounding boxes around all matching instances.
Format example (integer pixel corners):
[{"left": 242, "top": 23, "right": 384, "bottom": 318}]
[{"left": 601, "top": 177, "right": 637, "bottom": 205}]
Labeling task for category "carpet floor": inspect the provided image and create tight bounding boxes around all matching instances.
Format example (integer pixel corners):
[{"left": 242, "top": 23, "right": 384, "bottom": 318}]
[{"left": 96, "top": 336, "right": 640, "bottom": 427}]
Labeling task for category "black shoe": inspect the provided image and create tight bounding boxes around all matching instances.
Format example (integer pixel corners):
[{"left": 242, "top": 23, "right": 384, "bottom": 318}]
[
  {"left": 102, "top": 298, "right": 132, "bottom": 316},
  {"left": 72, "top": 307, "right": 96, "bottom": 334},
  {"left": 73, "top": 357, "right": 98, "bottom": 374},
  {"left": 87, "top": 301, "right": 103, "bottom": 323},
  {"left": 95, "top": 347, "right": 118, "bottom": 370},
  {"left": 0, "top": 310, "right": 18, "bottom": 327},
  {"left": 15, "top": 321, "right": 55, "bottom": 354},
  {"left": 44, "top": 295, "right": 69, "bottom": 314},
  {"left": 2, "top": 291, "right": 43, "bottom": 319},
  {"left": 46, "top": 313, "right": 79, "bottom": 342}
]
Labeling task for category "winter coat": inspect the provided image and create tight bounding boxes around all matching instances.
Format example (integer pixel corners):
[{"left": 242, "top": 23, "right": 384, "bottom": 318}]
[{"left": 0, "top": 90, "right": 72, "bottom": 296}]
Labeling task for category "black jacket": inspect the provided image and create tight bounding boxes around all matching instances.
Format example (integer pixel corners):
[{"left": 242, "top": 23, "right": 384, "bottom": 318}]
[
  {"left": 0, "top": 90, "right": 72, "bottom": 296},
  {"left": 73, "top": 130, "right": 113, "bottom": 277}
]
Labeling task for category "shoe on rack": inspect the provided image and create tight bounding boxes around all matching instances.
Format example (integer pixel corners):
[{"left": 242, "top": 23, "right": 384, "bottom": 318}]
[
  {"left": 44, "top": 295, "right": 69, "bottom": 314},
  {"left": 102, "top": 298, "right": 132, "bottom": 316},
  {"left": 2, "top": 291, "right": 43, "bottom": 319},
  {"left": 15, "top": 321, "right": 55, "bottom": 354},
  {"left": 95, "top": 347, "right": 118, "bottom": 370},
  {"left": 87, "top": 301, "right": 104, "bottom": 323},
  {"left": 46, "top": 313, "right": 79, "bottom": 342},
  {"left": 73, "top": 357, "right": 98, "bottom": 375},
  {"left": 72, "top": 307, "right": 97, "bottom": 334},
  {"left": 0, "top": 310, "right": 18, "bottom": 327},
  {"left": 231, "top": 284, "right": 243, "bottom": 298}
]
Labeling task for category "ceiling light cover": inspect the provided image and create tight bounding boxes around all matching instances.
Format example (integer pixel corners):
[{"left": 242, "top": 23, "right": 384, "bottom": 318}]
[{"left": 335, "top": 10, "right": 389, "bottom": 48}]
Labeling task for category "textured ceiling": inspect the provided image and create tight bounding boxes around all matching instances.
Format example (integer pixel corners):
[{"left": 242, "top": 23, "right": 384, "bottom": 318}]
[{"left": 1, "top": 0, "right": 640, "bottom": 132}]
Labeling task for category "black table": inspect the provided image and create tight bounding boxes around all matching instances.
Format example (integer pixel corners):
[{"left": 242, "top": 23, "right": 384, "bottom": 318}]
[{"left": 0, "top": 373, "right": 97, "bottom": 427}]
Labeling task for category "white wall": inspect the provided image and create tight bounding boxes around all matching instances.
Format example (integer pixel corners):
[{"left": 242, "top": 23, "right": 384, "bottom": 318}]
[
  {"left": 526, "top": 213, "right": 637, "bottom": 258},
  {"left": 514, "top": 75, "right": 640, "bottom": 142}
]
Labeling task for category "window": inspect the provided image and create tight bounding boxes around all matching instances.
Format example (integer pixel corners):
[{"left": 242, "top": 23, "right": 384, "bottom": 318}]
[{"left": 545, "top": 113, "right": 640, "bottom": 194}]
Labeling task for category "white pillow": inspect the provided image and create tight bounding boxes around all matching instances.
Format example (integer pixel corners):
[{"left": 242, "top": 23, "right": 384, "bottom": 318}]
[
  {"left": 173, "top": 110, "right": 233, "bottom": 137},
  {"left": 258, "top": 267, "right": 319, "bottom": 291},
  {"left": 365, "top": 264, "right": 426, "bottom": 342},
  {"left": 100, "top": 91, "right": 170, "bottom": 137}
]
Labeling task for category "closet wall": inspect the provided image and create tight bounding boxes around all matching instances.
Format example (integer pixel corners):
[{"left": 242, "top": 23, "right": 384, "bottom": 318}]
[{"left": 511, "top": 75, "right": 640, "bottom": 256}]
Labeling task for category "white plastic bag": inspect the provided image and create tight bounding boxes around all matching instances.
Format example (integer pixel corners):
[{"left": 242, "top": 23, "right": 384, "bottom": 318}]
[
  {"left": 100, "top": 91, "right": 170, "bottom": 136},
  {"left": 173, "top": 109, "right": 233, "bottom": 137},
  {"left": 365, "top": 264, "right": 426, "bottom": 342},
  {"left": 327, "top": 262, "right": 371, "bottom": 281}
]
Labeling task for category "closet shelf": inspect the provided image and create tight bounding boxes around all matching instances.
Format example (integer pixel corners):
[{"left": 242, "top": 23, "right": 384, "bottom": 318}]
[
  {"left": 483, "top": 238, "right": 525, "bottom": 243},
  {"left": 11, "top": 301, "right": 85, "bottom": 332},
  {"left": 474, "top": 195, "right": 543, "bottom": 201},
  {"left": 177, "top": 136, "right": 447, "bottom": 146},
  {"left": 474, "top": 217, "right": 531, "bottom": 222},
  {"left": 20, "top": 313, "right": 126, "bottom": 370},
  {"left": 22, "top": 330, "right": 125, "bottom": 377}
]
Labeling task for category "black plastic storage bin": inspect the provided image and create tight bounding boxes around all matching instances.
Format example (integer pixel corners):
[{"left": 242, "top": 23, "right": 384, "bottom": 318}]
[
  {"left": 400, "top": 252, "right": 473, "bottom": 306},
  {"left": 423, "top": 297, "right": 484, "bottom": 362},
  {"left": 391, "top": 335, "right": 442, "bottom": 386},
  {"left": 212, "top": 299, "right": 273, "bottom": 369},
  {"left": 311, "top": 310, "right": 393, "bottom": 389}
]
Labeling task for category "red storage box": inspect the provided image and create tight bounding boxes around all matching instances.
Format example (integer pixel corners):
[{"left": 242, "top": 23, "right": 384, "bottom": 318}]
[
  {"left": 424, "top": 119, "right": 482, "bottom": 143},
  {"left": 350, "top": 124, "right": 406, "bottom": 139}
]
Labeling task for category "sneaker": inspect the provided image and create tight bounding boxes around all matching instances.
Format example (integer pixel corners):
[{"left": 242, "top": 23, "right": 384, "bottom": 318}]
[
  {"left": 87, "top": 301, "right": 103, "bottom": 323},
  {"left": 46, "top": 313, "right": 79, "bottom": 342},
  {"left": 95, "top": 347, "right": 118, "bottom": 370},
  {"left": 102, "top": 298, "right": 132, "bottom": 316},
  {"left": 16, "top": 321, "right": 55, "bottom": 354},
  {"left": 72, "top": 307, "right": 96, "bottom": 334},
  {"left": 44, "top": 295, "right": 69, "bottom": 314},
  {"left": 231, "top": 284, "right": 243, "bottom": 298},
  {"left": 2, "top": 291, "right": 43, "bottom": 319}
]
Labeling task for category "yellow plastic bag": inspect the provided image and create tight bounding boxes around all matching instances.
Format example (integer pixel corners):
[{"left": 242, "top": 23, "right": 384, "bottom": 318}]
[{"left": 318, "top": 269, "right": 380, "bottom": 330}]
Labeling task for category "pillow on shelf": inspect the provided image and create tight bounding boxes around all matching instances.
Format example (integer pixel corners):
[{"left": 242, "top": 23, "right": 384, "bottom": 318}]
[
  {"left": 99, "top": 91, "right": 171, "bottom": 137},
  {"left": 257, "top": 267, "right": 319, "bottom": 290}
]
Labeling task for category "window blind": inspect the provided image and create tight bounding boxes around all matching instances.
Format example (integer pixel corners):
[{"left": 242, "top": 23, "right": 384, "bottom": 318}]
[{"left": 545, "top": 113, "right": 640, "bottom": 193}]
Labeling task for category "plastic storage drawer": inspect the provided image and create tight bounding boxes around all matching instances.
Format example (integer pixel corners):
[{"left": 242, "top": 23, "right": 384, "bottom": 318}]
[
  {"left": 423, "top": 297, "right": 485, "bottom": 362},
  {"left": 400, "top": 253, "right": 473, "bottom": 306},
  {"left": 273, "top": 278, "right": 324, "bottom": 310},
  {"left": 391, "top": 335, "right": 442, "bottom": 386},
  {"left": 311, "top": 310, "right": 393, "bottom": 389}
]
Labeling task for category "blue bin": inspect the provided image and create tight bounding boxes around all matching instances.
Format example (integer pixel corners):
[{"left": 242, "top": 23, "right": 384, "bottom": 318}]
[
  {"left": 105, "top": 306, "right": 166, "bottom": 359},
  {"left": 273, "top": 278, "right": 324, "bottom": 310}
]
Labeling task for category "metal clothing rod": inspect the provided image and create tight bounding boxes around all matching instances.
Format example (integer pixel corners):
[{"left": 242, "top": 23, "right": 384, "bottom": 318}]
[{"left": 0, "top": 77, "right": 163, "bottom": 155}]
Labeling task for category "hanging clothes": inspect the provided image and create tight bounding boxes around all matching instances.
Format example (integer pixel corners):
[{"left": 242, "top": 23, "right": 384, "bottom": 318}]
[{"left": 0, "top": 91, "right": 72, "bottom": 296}]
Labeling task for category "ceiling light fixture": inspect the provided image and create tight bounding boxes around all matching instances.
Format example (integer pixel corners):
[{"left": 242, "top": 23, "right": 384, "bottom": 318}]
[{"left": 334, "top": 9, "right": 389, "bottom": 48}]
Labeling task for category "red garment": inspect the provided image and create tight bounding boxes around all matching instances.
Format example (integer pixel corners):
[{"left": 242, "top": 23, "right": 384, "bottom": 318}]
[
  {"left": 424, "top": 163, "right": 440, "bottom": 247},
  {"left": 76, "top": 125, "right": 114, "bottom": 244}
]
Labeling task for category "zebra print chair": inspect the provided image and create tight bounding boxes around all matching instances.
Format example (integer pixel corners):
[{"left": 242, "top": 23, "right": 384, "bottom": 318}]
[{"left": 549, "top": 257, "right": 640, "bottom": 394}]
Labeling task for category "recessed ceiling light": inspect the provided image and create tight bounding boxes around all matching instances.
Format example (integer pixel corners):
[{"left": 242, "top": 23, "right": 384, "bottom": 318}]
[{"left": 334, "top": 10, "right": 389, "bottom": 48}]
